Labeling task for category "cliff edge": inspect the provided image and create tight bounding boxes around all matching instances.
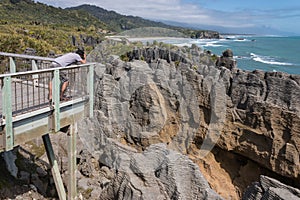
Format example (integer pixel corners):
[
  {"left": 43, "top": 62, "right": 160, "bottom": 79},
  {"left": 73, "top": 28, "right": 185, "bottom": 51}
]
[
  {"left": 1, "top": 39, "right": 299, "bottom": 200},
  {"left": 86, "top": 39, "right": 300, "bottom": 199}
]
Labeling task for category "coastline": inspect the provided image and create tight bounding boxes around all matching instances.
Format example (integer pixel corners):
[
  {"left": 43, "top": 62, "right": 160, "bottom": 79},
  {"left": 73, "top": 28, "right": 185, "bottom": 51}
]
[
  {"left": 105, "top": 35, "right": 189, "bottom": 42},
  {"left": 105, "top": 35, "right": 300, "bottom": 75}
]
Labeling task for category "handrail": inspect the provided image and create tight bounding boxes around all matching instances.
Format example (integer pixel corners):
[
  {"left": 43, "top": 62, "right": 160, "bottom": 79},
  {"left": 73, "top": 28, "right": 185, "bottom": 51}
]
[
  {"left": 0, "top": 52, "right": 55, "bottom": 74},
  {"left": 1, "top": 62, "right": 95, "bottom": 148},
  {"left": 0, "top": 52, "right": 55, "bottom": 62},
  {"left": 0, "top": 52, "right": 95, "bottom": 200},
  {"left": 0, "top": 62, "right": 97, "bottom": 78}
]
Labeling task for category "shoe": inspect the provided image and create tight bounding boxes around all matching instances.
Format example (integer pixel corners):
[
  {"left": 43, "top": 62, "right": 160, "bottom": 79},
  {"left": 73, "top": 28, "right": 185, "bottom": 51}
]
[
  {"left": 49, "top": 99, "right": 54, "bottom": 110},
  {"left": 60, "top": 96, "right": 71, "bottom": 101}
]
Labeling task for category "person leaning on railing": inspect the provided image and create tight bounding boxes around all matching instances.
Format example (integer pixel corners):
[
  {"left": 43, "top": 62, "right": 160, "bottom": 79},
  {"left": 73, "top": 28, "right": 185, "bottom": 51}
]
[{"left": 48, "top": 49, "right": 86, "bottom": 102}]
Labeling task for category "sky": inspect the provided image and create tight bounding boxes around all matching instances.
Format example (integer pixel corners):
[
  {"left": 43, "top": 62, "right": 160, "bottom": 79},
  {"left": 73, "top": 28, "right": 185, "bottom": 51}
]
[{"left": 36, "top": 0, "right": 300, "bottom": 35}]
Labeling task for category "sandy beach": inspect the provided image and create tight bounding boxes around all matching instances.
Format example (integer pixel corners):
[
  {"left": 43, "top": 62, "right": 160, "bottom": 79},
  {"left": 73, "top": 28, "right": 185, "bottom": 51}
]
[{"left": 105, "top": 35, "right": 189, "bottom": 42}]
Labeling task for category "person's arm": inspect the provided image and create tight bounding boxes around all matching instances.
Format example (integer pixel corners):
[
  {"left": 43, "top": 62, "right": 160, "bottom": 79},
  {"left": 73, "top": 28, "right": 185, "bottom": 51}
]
[{"left": 80, "top": 54, "right": 87, "bottom": 64}]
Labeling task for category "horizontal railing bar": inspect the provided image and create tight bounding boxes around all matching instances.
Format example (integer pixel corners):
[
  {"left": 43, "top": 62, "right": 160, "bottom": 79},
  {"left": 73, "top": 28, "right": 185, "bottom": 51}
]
[
  {"left": 11, "top": 78, "right": 49, "bottom": 89},
  {"left": 0, "top": 96, "right": 88, "bottom": 125},
  {"left": 0, "top": 63, "right": 96, "bottom": 78},
  {"left": 0, "top": 52, "right": 55, "bottom": 62}
]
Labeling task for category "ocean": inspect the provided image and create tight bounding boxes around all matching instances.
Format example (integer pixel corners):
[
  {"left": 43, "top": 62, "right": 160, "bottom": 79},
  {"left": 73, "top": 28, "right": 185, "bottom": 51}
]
[
  {"left": 132, "top": 36, "right": 300, "bottom": 75},
  {"left": 195, "top": 35, "right": 300, "bottom": 75}
]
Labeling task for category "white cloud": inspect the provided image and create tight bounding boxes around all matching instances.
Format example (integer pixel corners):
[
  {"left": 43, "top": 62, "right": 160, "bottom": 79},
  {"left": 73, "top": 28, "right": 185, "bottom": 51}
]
[
  {"left": 37, "top": 0, "right": 300, "bottom": 33},
  {"left": 94, "top": 0, "right": 258, "bottom": 28}
]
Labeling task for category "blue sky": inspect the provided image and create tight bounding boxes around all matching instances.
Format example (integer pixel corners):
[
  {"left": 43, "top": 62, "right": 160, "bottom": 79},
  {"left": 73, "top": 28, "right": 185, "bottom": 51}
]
[{"left": 37, "top": 0, "right": 300, "bottom": 35}]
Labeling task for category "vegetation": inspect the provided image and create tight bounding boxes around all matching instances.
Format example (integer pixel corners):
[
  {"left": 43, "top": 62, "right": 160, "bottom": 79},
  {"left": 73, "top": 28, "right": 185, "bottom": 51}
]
[
  {"left": 0, "top": 0, "right": 219, "bottom": 57},
  {"left": 69, "top": 4, "right": 220, "bottom": 39},
  {"left": 107, "top": 41, "right": 143, "bottom": 56},
  {"left": 118, "top": 27, "right": 187, "bottom": 38},
  {"left": 67, "top": 4, "right": 171, "bottom": 33},
  {"left": 0, "top": 0, "right": 106, "bottom": 29},
  {"left": 0, "top": 0, "right": 106, "bottom": 55},
  {"left": 0, "top": 23, "right": 103, "bottom": 56}
]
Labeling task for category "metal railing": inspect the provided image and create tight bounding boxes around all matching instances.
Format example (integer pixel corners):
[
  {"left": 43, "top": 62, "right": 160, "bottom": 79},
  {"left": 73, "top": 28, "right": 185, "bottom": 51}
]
[
  {"left": 0, "top": 52, "right": 95, "bottom": 116},
  {"left": 0, "top": 52, "right": 55, "bottom": 74},
  {"left": 0, "top": 63, "right": 95, "bottom": 150},
  {"left": 0, "top": 52, "right": 96, "bottom": 200},
  {"left": 0, "top": 53, "right": 95, "bottom": 200},
  {"left": 1, "top": 63, "right": 94, "bottom": 116},
  {"left": 1, "top": 66, "right": 89, "bottom": 115},
  {"left": 0, "top": 52, "right": 54, "bottom": 117},
  {"left": 0, "top": 52, "right": 95, "bottom": 153}
]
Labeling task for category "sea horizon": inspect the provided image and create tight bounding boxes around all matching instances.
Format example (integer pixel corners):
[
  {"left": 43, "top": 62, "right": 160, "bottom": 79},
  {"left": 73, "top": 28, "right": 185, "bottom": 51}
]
[{"left": 124, "top": 35, "right": 300, "bottom": 75}]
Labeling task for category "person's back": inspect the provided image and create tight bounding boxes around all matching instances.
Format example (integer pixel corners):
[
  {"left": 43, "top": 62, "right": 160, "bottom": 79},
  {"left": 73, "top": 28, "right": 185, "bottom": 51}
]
[
  {"left": 54, "top": 52, "right": 82, "bottom": 67},
  {"left": 48, "top": 49, "right": 86, "bottom": 101}
]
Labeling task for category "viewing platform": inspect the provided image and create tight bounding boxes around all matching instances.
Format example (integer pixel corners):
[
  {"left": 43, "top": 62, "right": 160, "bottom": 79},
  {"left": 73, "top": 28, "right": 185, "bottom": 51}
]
[{"left": 0, "top": 52, "right": 95, "bottom": 200}]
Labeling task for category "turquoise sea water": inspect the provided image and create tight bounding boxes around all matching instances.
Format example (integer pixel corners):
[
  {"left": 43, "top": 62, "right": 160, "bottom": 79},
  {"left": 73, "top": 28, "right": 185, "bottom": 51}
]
[
  {"left": 198, "top": 36, "right": 300, "bottom": 75},
  {"left": 139, "top": 36, "right": 300, "bottom": 75}
]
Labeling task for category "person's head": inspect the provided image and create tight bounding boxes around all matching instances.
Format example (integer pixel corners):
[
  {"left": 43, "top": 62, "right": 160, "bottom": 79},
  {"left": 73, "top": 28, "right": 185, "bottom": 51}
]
[{"left": 75, "top": 49, "right": 85, "bottom": 59}]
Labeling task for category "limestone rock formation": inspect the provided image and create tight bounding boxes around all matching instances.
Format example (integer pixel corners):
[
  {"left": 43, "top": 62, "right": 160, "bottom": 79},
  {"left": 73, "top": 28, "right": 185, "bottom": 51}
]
[
  {"left": 223, "top": 69, "right": 300, "bottom": 180},
  {"left": 216, "top": 49, "right": 237, "bottom": 70},
  {"left": 98, "top": 143, "right": 223, "bottom": 199},
  {"left": 87, "top": 40, "right": 300, "bottom": 198},
  {"left": 192, "top": 30, "right": 220, "bottom": 39},
  {"left": 1, "top": 39, "right": 299, "bottom": 200},
  {"left": 243, "top": 175, "right": 300, "bottom": 200}
]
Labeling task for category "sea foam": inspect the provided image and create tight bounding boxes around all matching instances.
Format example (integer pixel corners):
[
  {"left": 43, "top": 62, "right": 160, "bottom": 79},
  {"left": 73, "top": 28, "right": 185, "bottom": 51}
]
[{"left": 250, "top": 53, "right": 293, "bottom": 66}]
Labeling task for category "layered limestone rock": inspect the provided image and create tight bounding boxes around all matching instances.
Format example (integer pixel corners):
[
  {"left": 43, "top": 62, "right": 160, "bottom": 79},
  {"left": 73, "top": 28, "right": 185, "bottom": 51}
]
[
  {"left": 87, "top": 41, "right": 300, "bottom": 198},
  {"left": 243, "top": 175, "right": 300, "bottom": 200},
  {"left": 77, "top": 117, "right": 224, "bottom": 199},
  {"left": 216, "top": 49, "right": 237, "bottom": 70},
  {"left": 2, "top": 40, "right": 298, "bottom": 199},
  {"left": 222, "top": 70, "right": 300, "bottom": 180}
]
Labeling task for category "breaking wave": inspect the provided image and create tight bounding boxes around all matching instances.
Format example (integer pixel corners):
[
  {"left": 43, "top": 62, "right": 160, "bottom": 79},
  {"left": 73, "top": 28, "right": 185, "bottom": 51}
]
[{"left": 250, "top": 53, "right": 293, "bottom": 66}]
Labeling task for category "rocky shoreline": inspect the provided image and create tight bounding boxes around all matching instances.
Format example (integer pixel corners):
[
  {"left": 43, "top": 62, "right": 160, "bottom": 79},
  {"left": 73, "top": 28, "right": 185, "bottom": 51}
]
[{"left": 0, "top": 39, "right": 299, "bottom": 199}]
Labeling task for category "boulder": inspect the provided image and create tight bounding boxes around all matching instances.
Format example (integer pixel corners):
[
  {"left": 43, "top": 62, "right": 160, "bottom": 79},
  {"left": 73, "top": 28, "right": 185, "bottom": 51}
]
[{"left": 216, "top": 49, "right": 236, "bottom": 70}]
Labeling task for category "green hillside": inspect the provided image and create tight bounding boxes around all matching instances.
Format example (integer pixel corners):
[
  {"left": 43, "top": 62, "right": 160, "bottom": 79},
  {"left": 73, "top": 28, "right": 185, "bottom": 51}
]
[
  {"left": 0, "top": 0, "right": 108, "bottom": 55},
  {"left": 67, "top": 4, "right": 172, "bottom": 33},
  {"left": 67, "top": 4, "right": 220, "bottom": 39},
  {"left": 0, "top": 0, "right": 106, "bottom": 29},
  {"left": 0, "top": 0, "right": 220, "bottom": 56}
]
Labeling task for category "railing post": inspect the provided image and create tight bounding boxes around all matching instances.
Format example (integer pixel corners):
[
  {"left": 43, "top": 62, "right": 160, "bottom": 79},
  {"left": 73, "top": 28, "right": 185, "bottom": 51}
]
[
  {"left": 42, "top": 134, "right": 66, "bottom": 200},
  {"left": 9, "top": 57, "right": 16, "bottom": 73},
  {"left": 68, "top": 123, "right": 77, "bottom": 199},
  {"left": 2, "top": 76, "right": 13, "bottom": 151},
  {"left": 53, "top": 69, "right": 60, "bottom": 132},
  {"left": 87, "top": 64, "right": 94, "bottom": 118},
  {"left": 32, "top": 60, "right": 39, "bottom": 87}
]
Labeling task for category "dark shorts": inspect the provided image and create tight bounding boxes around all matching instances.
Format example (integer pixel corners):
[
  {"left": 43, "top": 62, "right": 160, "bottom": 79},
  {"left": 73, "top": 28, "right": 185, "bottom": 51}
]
[{"left": 50, "top": 62, "right": 69, "bottom": 83}]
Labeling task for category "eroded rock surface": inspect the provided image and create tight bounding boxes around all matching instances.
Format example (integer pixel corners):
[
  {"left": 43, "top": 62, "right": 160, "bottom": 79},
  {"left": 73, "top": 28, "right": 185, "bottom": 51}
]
[
  {"left": 98, "top": 143, "right": 222, "bottom": 199},
  {"left": 88, "top": 40, "right": 300, "bottom": 198},
  {"left": 243, "top": 175, "right": 300, "bottom": 200},
  {"left": 1, "top": 40, "right": 299, "bottom": 200}
]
